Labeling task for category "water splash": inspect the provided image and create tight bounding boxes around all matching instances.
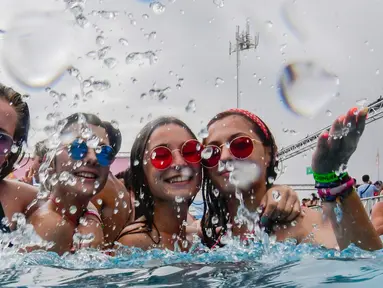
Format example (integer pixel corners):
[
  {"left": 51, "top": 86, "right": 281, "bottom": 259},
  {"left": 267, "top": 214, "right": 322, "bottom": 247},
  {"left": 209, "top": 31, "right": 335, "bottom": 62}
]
[
  {"left": 149, "top": 87, "right": 171, "bottom": 101},
  {"left": 126, "top": 51, "right": 158, "bottom": 67}
]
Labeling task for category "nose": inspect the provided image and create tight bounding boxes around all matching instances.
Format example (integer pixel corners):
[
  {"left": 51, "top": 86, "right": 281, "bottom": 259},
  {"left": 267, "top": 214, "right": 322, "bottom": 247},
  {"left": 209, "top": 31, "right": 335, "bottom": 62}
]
[
  {"left": 170, "top": 149, "right": 187, "bottom": 168},
  {"left": 220, "top": 144, "right": 232, "bottom": 162},
  {"left": 83, "top": 147, "right": 98, "bottom": 166}
]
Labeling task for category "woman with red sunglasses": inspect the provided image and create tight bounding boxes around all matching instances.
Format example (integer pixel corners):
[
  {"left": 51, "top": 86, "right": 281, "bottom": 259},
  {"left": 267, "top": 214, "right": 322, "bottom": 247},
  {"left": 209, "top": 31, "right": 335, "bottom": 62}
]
[
  {"left": 201, "top": 108, "right": 382, "bottom": 251},
  {"left": 116, "top": 116, "right": 301, "bottom": 251}
]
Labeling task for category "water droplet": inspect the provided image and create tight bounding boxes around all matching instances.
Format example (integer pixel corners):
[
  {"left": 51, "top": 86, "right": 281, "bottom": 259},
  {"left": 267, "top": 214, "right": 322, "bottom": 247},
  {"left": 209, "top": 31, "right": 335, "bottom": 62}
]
[
  {"left": 96, "top": 35, "right": 105, "bottom": 46},
  {"left": 185, "top": 100, "right": 196, "bottom": 113},
  {"left": 69, "top": 205, "right": 78, "bottom": 214},
  {"left": 278, "top": 61, "right": 339, "bottom": 118},
  {"left": 142, "top": 14, "right": 149, "bottom": 19},
  {"left": 92, "top": 80, "right": 111, "bottom": 91},
  {"left": 86, "top": 51, "right": 97, "bottom": 59},
  {"left": 180, "top": 10, "right": 185, "bottom": 15},
  {"left": 182, "top": 240, "right": 188, "bottom": 248},
  {"left": 215, "top": 77, "right": 224, "bottom": 87},
  {"left": 59, "top": 171, "right": 70, "bottom": 182},
  {"left": 272, "top": 190, "right": 282, "bottom": 202},
  {"left": 59, "top": 93, "right": 67, "bottom": 101},
  {"left": 326, "top": 109, "right": 332, "bottom": 116},
  {"left": 111, "top": 120, "right": 119, "bottom": 129},
  {"left": 97, "top": 199, "right": 103, "bottom": 205},
  {"left": 11, "top": 144, "right": 18, "bottom": 153},
  {"left": 266, "top": 20, "right": 273, "bottom": 28},
  {"left": 76, "top": 14, "right": 89, "bottom": 28},
  {"left": 150, "top": 2, "right": 166, "bottom": 14},
  {"left": 2, "top": 12, "right": 74, "bottom": 88},
  {"left": 66, "top": 174, "right": 77, "bottom": 186},
  {"left": 104, "top": 58, "right": 117, "bottom": 69},
  {"left": 175, "top": 196, "right": 184, "bottom": 203},
  {"left": 119, "top": 38, "right": 129, "bottom": 46},
  {"left": 94, "top": 180, "right": 100, "bottom": 189},
  {"left": 213, "top": 0, "right": 224, "bottom": 8},
  {"left": 149, "top": 87, "right": 171, "bottom": 101},
  {"left": 22, "top": 94, "right": 31, "bottom": 101},
  {"left": 377, "top": 69, "right": 380, "bottom": 75},
  {"left": 198, "top": 127, "right": 209, "bottom": 138},
  {"left": 118, "top": 191, "right": 124, "bottom": 199},
  {"left": 291, "top": 220, "right": 297, "bottom": 227},
  {"left": 99, "top": 10, "right": 118, "bottom": 19},
  {"left": 205, "top": 228, "right": 213, "bottom": 237},
  {"left": 126, "top": 51, "right": 158, "bottom": 67},
  {"left": 134, "top": 159, "right": 139, "bottom": 166},
  {"left": 131, "top": 77, "right": 137, "bottom": 84},
  {"left": 258, "top": 79, "right": 262, "bottom": 85},
  {"left": 212, "top": 215, "right": 219, "bottom": 225},
  {"left": 134, "top": 200, "right": 140, "bottom": 207}
]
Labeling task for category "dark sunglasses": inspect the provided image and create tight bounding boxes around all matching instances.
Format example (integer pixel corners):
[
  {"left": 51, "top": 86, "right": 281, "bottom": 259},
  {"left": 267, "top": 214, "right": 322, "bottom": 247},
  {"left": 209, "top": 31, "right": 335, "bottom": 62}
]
[
  {"left": 0, "top": 132, "right": 14, "bottom": 156},
  {"left": 201, "top": 136, "right": 262, "bottom": 168},
  {"left": 68, "top": 138, "right": 115, "bottom": 167},
  {"left": 150, "top": 139, "right": 202, "bottom": 170}
]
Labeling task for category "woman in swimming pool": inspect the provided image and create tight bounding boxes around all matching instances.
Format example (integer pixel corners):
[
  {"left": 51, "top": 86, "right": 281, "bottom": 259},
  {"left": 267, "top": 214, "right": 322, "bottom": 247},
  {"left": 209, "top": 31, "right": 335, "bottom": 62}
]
[
  {"left": 0, "top": 83, "right": 39, "bottom": 232},
  {"left": 117, "top": 116, "right": 301, "bottom": 251},
  {"left": 201, "top": 108, "right": 382, "bottom": 250},
  {"left": 29, "top": 113, "right": 117, "bottom": 254}
]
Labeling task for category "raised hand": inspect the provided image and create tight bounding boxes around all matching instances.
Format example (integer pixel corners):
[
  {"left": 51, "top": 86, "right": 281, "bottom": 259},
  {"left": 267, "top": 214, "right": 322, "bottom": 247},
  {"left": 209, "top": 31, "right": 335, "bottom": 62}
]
[{"left": 312, "top": 107, "right": 368, "bottom": 174}]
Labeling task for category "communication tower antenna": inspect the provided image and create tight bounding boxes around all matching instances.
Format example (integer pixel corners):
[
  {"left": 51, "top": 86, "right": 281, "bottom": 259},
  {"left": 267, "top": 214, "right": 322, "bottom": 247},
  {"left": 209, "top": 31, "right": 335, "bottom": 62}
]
[{"left": 229, "top": 20, "right": 259, "bottom": 108}]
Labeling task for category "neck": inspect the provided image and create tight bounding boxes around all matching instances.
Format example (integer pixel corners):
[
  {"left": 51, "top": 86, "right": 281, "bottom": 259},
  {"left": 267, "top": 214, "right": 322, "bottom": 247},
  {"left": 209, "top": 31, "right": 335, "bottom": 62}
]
[
  {"left": 50, "top": 186, "right": 90, "bottom": 225},
  {"left": 153, "top": 198, "right": 188, "bottom": 240},
  {"left": 226, "top": 182, "right": 267, "bottom": 235}
]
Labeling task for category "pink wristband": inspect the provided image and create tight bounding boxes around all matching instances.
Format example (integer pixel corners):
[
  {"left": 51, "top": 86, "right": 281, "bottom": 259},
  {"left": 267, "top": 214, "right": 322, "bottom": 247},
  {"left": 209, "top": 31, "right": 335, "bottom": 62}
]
[{"left": 317, "top": 178, "right": 355, "bottom": 198}]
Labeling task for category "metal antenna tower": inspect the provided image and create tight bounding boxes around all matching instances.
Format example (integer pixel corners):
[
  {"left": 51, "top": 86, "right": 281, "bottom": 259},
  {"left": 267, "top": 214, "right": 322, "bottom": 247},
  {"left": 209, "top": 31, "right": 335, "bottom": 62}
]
[{"left": 229, "top": 20, "right": 259, "bottom": 108}]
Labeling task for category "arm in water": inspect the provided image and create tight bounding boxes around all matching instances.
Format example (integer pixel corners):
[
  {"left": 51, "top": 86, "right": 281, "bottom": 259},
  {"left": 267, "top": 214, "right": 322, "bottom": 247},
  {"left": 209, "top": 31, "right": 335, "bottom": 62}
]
[{"left": 311, "top": 107, "right": 382, "bottom": 251}]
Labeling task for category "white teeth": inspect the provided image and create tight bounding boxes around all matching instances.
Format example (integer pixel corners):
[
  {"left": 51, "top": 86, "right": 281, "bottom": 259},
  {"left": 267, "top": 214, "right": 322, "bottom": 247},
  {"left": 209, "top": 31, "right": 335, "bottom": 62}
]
[
  {"left": 168, "top": 176, "right": 190, "bottom": 183},
  {"left": 75, "top": 172, "right": 96, "bottom": 179}
]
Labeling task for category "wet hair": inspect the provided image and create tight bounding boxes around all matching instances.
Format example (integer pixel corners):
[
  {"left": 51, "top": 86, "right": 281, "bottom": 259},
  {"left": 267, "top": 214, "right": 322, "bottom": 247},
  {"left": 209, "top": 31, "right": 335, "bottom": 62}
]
[
  {"left": 61, "top": 113, "right": 118, "bottom": 157},
  {"left": 362, "top": 175, "right": 370, "bottom": 183},
  {"left": 201, "top": 110, "right": 278, "bottom": 248},
  {"left": 127, "top": 116, "right": 198, "bottom": 230},
  {"left": 102, "top": 121, "right": 122, "bottom": 154},
  {"left": 34, "top": 140, "right": 49, "bottom": 162},
  {"left": 115, "top": 170, "right": 126, "bottom": 180},
  {"left": 0, "top": 84, "right": 30, "bottom": 181}
]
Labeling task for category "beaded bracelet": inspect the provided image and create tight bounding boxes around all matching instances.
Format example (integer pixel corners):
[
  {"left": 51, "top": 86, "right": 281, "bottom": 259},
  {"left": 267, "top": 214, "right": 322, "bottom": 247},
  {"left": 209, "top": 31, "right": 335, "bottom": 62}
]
[
  {"left": 317, "top": 177, "right": 355, "bottom": 202},
  {"left": 313, "top": 171, "right": 349, "bottom": 183}
]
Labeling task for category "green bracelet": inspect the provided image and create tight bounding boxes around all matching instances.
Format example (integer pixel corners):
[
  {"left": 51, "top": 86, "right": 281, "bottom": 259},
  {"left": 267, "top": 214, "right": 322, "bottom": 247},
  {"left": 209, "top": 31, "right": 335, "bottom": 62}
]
[{"left": 313, "top": 172, "right": 348, "bottom": 183}]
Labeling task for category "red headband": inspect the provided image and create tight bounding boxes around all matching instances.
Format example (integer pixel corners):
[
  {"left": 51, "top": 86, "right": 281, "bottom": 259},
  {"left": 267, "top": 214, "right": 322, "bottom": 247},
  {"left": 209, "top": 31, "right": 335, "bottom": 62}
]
[{"left": 227, "top": 108, "right": 270, "bottom": 140}]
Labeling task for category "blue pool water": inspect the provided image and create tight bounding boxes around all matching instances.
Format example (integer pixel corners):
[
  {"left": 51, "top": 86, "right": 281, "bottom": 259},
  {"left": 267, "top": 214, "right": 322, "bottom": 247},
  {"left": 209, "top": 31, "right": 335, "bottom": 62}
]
[{"left": 2, "top": 240, "right": 383, "bottom": 287}]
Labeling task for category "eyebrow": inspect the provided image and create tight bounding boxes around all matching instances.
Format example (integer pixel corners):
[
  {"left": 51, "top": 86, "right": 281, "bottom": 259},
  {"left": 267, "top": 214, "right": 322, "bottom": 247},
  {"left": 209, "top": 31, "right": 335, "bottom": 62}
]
[{"left": 207, "top": 132, "right": 249, "bottom": 146}]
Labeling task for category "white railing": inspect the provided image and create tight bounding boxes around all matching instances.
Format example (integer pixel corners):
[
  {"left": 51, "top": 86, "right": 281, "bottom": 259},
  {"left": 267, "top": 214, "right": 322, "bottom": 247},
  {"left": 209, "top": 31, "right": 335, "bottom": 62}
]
[{"left": 361, "top": 195, "right": 383, "bottom": 216}]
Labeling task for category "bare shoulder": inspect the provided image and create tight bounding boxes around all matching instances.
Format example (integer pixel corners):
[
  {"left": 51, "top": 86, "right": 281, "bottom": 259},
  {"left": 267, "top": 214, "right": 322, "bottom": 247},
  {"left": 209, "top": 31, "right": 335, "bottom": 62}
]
[
  {"left": 3, "top": 179, "right": 38, "bottom": 199},
  {"left": 371, "top": 202, "right": 383, "bottom": 218},
  {"left": 117, "top": 222, "right": 152, "bottom": 249}
]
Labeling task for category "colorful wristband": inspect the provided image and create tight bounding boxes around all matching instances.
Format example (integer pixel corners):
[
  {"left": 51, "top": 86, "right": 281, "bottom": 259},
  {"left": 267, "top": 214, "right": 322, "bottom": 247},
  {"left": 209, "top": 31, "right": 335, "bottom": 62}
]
[
  {"left": 317, "top": 177, "right": 355, "bottom": 201},
  {"left": 313, "top": 171, "right": 348, "bottom": 183}
]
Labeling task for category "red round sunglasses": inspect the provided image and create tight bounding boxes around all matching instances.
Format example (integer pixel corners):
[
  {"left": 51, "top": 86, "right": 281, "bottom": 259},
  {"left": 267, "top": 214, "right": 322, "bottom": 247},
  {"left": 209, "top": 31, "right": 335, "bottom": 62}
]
[
  {"left": 149, "top": 139, "right": 203, "bottom": 170},
  {"left": 201, "top": 136, "right": 262, "bottom": 168}
]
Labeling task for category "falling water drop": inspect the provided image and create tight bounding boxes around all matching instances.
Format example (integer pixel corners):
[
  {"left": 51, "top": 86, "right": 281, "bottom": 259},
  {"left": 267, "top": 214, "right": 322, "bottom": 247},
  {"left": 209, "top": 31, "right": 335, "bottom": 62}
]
[
  {"left": 69, "top": 205, "right": 78, "bottom": 215},
  {"left": 213, "top": 0, "right": 224, "bottom": 8},
  {"left": 119, "top": 38, "right": 129, "bottom": 46},
  {"left": 150, "top": 2, "right": 166, "bottom": 14},
  {"left": 198, "top": 127, "right": 209, "bottom": 138},
  {"left": 104, "top": 58, "right": 117, "bottom": 69},
  {"left": 272, "top": 190, "right": 282, "bottom": 202},
  {"left": 96, "top": 35, "right": 105, "bottom": 46},
  {"left": 111, "top": 120, "right": 119, "bottom": 129},
  {"left": 326, "top": 110, "right": 332, "bottom": 116},
  {"left": 215, "top": 77, "right": 224, "bottom": 87},
  {"left": 185, "top": 100, "right": 196, "bottom": 113}
]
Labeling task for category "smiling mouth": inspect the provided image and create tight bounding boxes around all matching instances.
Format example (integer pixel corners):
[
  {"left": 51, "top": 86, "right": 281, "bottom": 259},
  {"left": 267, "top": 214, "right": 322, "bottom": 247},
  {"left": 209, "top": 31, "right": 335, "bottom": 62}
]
[
  {"left": 73, "top": 171, "right": 98, "bottom": 180},
  {"left": 164, "top": 175, "right": 193, "bottom": 184}
]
